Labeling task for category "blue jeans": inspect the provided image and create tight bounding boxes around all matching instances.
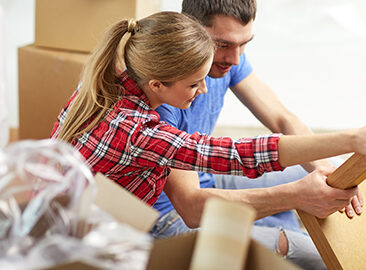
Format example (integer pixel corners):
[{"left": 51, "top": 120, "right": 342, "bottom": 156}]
[{"left": 151, "top": 165, "right": 327, "bottom": 270}]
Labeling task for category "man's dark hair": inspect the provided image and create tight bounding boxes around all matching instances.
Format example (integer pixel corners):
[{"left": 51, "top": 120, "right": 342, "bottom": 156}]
[{"left": 182, "top": 0, "right": 257, "bottom": 27}]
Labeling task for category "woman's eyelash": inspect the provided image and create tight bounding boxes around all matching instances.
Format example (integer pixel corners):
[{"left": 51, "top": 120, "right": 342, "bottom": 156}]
[{"left": 216, "top": 43, "right": 228, "bottom": 48}]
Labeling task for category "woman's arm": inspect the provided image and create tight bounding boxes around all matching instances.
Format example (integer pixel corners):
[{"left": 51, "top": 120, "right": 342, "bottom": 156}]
[{"left": 277, "top": 128, "right": 366, "bottom": 167}]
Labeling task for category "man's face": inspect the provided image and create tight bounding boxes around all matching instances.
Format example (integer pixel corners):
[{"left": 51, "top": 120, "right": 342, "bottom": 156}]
[{"left": 205, "top": 15, "right": 254, "bottom": 78}]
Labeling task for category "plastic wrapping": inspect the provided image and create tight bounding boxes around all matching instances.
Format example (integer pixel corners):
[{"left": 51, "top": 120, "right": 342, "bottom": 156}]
[{"left": 0, "top": 139, "right": 152, "bottom": 270}]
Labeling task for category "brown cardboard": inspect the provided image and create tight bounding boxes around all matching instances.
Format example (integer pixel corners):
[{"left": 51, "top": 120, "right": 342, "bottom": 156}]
[
  {"left": 18, "top": 44, "right": 89, "bottom": 140},
  {"left": 147, "top": 232, "right": 197, "bottom": 270},
  {"left": 245, "top": 239, "right": 300, "bottom": 270},
  {"left": 35, "top": 0, "right": 161, "bottom": 53},
  {"left": 190, "top": 198, "right": 256, "bottom": 270},
  {"left": 44, "top": 234, "right": 300, "bottom": 270},
  {"left": 44, "top": 261, "right": 100, "bottom": 270},
  {"left": 40, "top": 174, "right": 298, "bottom": 270},
  {"left": 94, "top": 173, "right": 159, "bottom": 232},
  {"left": 146, "top": 232, "right": 300, "bottom": 270}
]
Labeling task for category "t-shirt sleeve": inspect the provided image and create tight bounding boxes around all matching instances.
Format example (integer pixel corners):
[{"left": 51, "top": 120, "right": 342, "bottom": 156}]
[
  {"left": 155, "top": 104, "right": 180, "bottom": 128},
  {"left": 229, "top": 53, "right": 253, "bottom": 87}
]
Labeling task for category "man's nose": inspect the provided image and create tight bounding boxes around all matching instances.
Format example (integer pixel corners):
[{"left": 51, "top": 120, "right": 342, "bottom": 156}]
[{"left": 225, "top": 47, "right": 240, "bottom": 66}]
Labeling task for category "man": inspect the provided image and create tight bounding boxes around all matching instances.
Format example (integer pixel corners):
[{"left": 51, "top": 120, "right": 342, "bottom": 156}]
[{"left": 152, "top": 1, "right": 362, "bottom": 269}]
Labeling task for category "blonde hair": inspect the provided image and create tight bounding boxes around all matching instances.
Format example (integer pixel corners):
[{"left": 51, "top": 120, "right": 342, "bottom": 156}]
[{"left": 57, "top": 11, "right": 214, "bottom": 143}]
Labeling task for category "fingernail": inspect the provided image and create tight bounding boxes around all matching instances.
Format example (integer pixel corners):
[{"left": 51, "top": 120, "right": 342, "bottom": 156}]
[
  {"left": 348, "top": 210, "right": 354, "bottom": 217},
  {"left": 356, "top": 207, "right": 362, "bottom": 214}
]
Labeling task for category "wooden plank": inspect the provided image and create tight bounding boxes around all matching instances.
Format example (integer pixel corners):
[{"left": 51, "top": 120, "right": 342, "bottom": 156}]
[
  {"left": 298, "top": 153, "right": 366, "bottom": 270},
  {"left": 327, "top": 153, "right": 366, "bottom": 189}
]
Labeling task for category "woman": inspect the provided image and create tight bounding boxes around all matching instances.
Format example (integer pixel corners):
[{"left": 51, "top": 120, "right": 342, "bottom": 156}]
[{"left": 52, "top": 11, "right": 366, "bottom": 206}]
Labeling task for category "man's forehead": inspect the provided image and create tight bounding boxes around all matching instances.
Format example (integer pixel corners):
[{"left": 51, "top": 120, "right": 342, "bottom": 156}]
[
  {"left": 213, "top": 35, "right": 254, "bottom": 46},
  {"left": 209, "top": 29, "right": 253, "bottom": 47},
  {"left": 205, "top": 15, "right": 253, "bottom": 45}
]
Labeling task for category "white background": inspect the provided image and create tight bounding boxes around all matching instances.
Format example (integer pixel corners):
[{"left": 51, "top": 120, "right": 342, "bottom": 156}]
[{"left": 1, "top": 0, "right": 365, "bottom": 133}]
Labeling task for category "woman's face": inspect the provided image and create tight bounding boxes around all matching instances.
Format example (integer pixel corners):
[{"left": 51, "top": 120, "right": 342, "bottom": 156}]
[{"left": 157, "top": 56, "right": 213, "bottom": 110}]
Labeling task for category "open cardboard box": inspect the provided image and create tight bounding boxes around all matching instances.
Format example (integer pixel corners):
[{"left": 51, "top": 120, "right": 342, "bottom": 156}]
[
  {"left": 44, "top": 173, "right": 299, "bottom": 270},
  {"left": 147, "top": 231, "right": 301, "bottom": 270}
]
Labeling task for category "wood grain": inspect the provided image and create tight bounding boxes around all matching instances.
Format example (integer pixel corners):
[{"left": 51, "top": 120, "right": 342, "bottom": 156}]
[{"left": 298, "top": 153, "right": 366, "bottom": 270}]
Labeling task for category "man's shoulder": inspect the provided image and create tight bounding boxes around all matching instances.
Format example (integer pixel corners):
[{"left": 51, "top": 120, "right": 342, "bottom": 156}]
[{"left": 155, "top": 103, "right": 183, "bottom": 125}]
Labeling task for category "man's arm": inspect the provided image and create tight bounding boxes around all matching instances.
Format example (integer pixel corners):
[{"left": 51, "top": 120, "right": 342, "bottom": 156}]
[{"left": 164, "top": 168, "right": 358, "bottom": 228}]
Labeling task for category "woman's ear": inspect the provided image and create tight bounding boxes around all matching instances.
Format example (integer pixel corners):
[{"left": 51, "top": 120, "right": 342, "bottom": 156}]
[{"left": 148, "top": 79, "right": 164, "bottom": 94}]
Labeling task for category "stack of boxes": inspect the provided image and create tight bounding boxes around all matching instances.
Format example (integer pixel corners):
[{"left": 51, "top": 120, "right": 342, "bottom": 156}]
[{"left": 18, "top": 0, "right": 161, "bottom": 139}]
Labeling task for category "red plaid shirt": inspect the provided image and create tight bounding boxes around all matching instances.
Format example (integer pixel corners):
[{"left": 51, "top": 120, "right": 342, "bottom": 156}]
[{"left": 51, "top": 71, "right": 284, "bottom": 205}]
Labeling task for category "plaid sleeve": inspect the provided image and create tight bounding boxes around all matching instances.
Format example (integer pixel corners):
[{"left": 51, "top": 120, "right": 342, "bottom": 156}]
[{"left": 132, "top": 123, "right": 284, "bottom": 178}]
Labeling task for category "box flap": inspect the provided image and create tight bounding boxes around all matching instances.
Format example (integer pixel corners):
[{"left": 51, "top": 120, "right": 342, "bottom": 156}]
[
  {"left": 94, "top": 173, "right": 159, "bottom": 232},
  {"left": 190, "top": 198, "right": 256, "bottom": 270},
  {"left": 43, "top": 261, "right": 101, "bottom": 270}
]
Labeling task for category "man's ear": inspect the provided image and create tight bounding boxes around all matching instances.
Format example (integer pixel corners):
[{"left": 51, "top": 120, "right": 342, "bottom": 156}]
[{"left": 148, "top": 79, "right": 164, "bottom": 94}]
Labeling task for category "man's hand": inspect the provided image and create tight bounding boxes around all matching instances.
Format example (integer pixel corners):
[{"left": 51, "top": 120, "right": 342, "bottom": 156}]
[
  {"left": 292, "top": 167, "right": 359, "bottom": 219},
  {"left": 302, "top": 158, "right": 364, "bottom": 218}
]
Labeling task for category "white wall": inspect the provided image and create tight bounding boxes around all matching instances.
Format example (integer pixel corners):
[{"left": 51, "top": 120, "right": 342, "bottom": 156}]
[
  {"left": 1, "top": 0, "right": 35, "bottom": 130},
  {"left": 0, "top": 4, "right": 8, "bottom": 146},
  {"left": 2, "top": 0, "right": 365, "bottom": 131},
  {"left": 219, "top": 0, "right": 366, "bottom": 130}
]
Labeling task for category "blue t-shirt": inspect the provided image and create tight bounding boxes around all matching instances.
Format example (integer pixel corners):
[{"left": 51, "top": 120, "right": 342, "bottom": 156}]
[{"left": 153, "top": 53, "right": 252, "bottom": 216}]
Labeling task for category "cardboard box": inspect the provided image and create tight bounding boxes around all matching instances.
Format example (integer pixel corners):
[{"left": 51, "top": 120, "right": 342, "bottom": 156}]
[
  {"left": 147, "top": 232, "right": 301, "bottom": 270},
  {"left": 18, "top": 44, "right": 89, "bottom": 140},
  {"left": 44, "top": 174, "right": 299, "bottom": 270},
  {"left": 35, "top": 0, "right": 161, "bottom": 53}
]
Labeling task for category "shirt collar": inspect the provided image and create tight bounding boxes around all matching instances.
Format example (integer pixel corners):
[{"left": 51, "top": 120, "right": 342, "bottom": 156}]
[{"left": 120, "top": 71, "right": 151, "bottom": 107}]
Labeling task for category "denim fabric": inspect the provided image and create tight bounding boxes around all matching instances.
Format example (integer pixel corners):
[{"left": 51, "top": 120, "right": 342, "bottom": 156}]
[
  {"left": 251, "top": 226, "right": 326, "bottom": 270},
  {"left": 150, "top": 209, "right": 199, "bottom": 239}
]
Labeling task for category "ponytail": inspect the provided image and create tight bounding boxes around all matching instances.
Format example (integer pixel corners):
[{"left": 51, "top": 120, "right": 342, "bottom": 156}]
[
  {"left": 57, "top": 19, "right": 138, "bottom": 142},
  {"left": 57, "top": 12, "right": 214, "bottom": 143}
]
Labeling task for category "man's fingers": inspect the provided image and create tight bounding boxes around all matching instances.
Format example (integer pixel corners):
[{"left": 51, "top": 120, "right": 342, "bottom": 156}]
[
  {"left": 338, "top": 195, "right": 363, "bottom": 219},
  {"left": 345, "top": 204, "right": 355, "bottom": 218},
  {"left": 351, "top": 195, "right": 363, "bottom": 215},
  {"left": 357, "top": 189, "right": 364, "bottom": 207}
]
